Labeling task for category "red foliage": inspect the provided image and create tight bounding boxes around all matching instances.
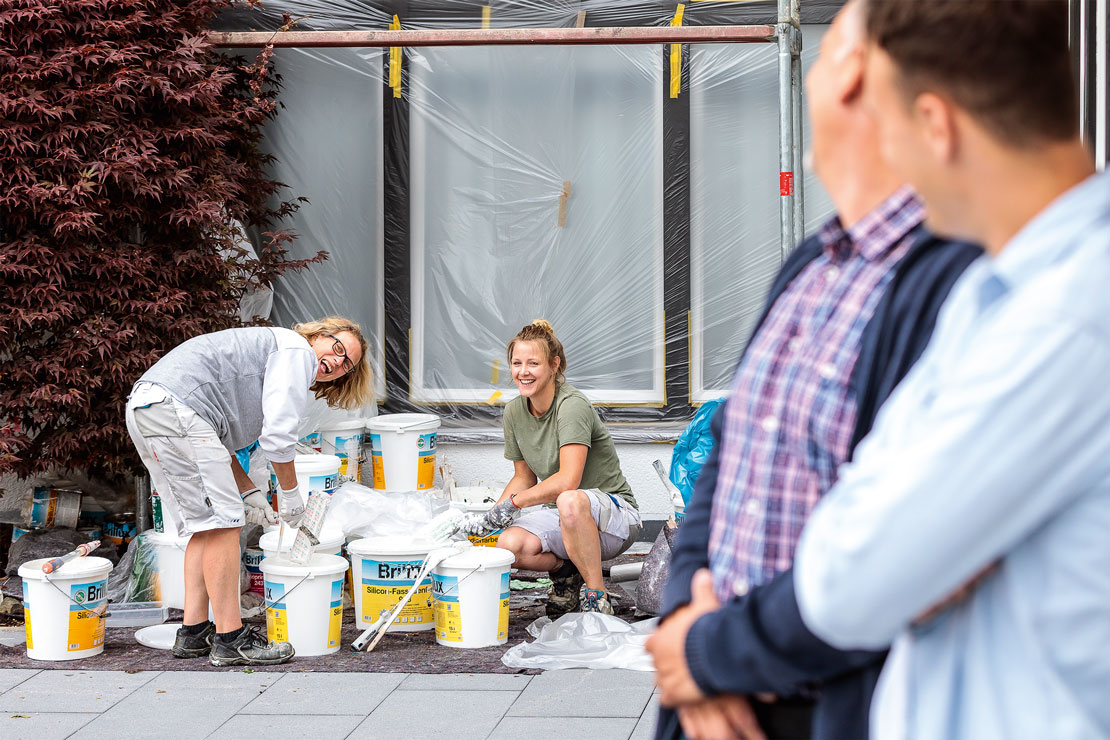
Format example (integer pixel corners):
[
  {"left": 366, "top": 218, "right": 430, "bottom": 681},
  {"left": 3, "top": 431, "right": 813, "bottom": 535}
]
[{"left": 0, "top": 0, "right": 325, "bottom": 477}]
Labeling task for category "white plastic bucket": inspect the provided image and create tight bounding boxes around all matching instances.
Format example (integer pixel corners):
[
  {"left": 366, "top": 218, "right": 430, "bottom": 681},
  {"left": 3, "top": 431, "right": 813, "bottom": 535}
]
[
  {"left": 260, "top": 553, "right": 348, "bottom": 657},
  {"left": 270, "top": 454, "right": 342, "bottom": 508},
  {"left": 366, "top": 414, "right": 440, "bottom": 491},
  {"left": 242, "top": 548, "right": 265, "bottom": 596},
  {"left": 19, "top": 556, "right": 113, "bottom": 661},
  {"left": 432, "top": 546, "right": 514, "bottom": 648},
  {"left": 259, "top": 526, "right": 344, "bottom": 560},
  {"left": 145, "top": 530, "right": 190, "bottom": 610},
  {"left": 320, "top": 419, "right": 365, "bottom": 482},
  {"left": 449, "top": 493, "right": 502, "bottom": 547},
  {"left": 347, "top": 535, "right": 438, "bottom": 632}
]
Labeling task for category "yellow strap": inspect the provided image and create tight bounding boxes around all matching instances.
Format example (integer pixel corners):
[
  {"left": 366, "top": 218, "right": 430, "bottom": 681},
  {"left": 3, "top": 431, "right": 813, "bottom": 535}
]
[
  {"left": 389, "top": 15, "right": 402, "bottom": 98},
  {"left": 486, "top": 391, "right": 503, "bottom": 404},
  {"left": 669, "top": 4, "right": 685, "bottom": 99},
  {"left": 490, "top": 358, "right": 500, "bottom": 384},
  {"left": 482, "top": 6, "right": 491, "bottom": 29}
]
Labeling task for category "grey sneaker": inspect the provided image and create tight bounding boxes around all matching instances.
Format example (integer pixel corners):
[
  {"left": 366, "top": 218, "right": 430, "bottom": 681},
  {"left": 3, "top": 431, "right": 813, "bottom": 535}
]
[
  {"left": 209, "top": 625, "right": 295, "bottom": 667},
  {"left": 546, "top": 570, "right": 585, "bottom": 618},
  {"left": 172, "top": 622, "right": 216, "bottom": 658},
  {"left": 579, "top": 586, "right": 614, "bottom": 615}
]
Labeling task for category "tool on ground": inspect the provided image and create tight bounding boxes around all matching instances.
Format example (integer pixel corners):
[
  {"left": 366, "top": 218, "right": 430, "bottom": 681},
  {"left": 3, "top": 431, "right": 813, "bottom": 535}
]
[
  {"left": 652, "top": 459, "right": 686, "bottom": 521},
  {"left": 41, "top": 539, "right": 100, "bottom": 574}
]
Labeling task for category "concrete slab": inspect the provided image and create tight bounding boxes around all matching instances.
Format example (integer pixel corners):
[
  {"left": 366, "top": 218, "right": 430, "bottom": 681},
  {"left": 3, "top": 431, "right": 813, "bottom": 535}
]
[
  {"left": 240, "top": 672, "right": 404, "bottom": 715},
  {"left": 0, "top": 711, "right": 101, "bottom": 740},
  {"left": 630, "top": 695, "right": 661, "bottom": 740},
  {"left": 508, "top": 669, "right": 656, "bottom": 718},
  {"left": 488, "top": 716, "right": 638, "bottom": 740},
  {"left": 0, "top": 670, "right": 157, "bottom": 713},
  {"left": 209, "top": 713, "right": 364, "bottom": 740},
  {"left": 397, "top": 673, "right": 532, "bottom": 691},
  {"left": 0, "top": 669, "right": 38, "bottom": 694},
  {"left": 350, "top": 689, "right": 517, "bottom": 740}
]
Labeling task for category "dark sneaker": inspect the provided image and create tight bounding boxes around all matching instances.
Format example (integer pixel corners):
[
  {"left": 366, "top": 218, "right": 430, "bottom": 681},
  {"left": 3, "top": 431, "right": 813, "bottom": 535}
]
[
  {"left": 546, "top": 570, "right": 584, "bottom": 618},
  {"left": 172, "top": 622, "right": 216, "bottom": 658},
  {"left": 579, "top": 586, "right": 614, "bottom": 615},
  {"left": 209, "top": 625, "right": 295, "bottom": 667}
]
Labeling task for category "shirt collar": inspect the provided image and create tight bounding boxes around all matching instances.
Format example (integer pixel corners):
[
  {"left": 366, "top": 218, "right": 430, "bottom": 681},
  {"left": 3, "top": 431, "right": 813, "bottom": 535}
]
[{"left": 816, "top": 185, "right": 924, "bottom": 263}]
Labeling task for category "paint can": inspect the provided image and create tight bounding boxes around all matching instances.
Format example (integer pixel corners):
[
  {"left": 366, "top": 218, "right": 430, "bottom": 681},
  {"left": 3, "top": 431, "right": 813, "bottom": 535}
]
[
  {"left": 269, "top": 454, "right": 341, "bottom": 509},
  {"left": 366, "top": 414, "right": 440, "bottom": 491},
  {"left": 320, "top": 419, "right": 365, "bottom": 482},
  {"left": 12, "top": 526, "right": 29, "bottom": 544},
  {"left": 432, "top": 546, "right": 514, "bottom": 648},
  {"left": 346, "top": 536, "right": 438, "bottom": 632},
  {"left": 242, "top": 548, "right": 265, "bottom": 597},
  {"left": 103, "top": 517, "right": 136, "bottom": 547},
  {"left": 18, "top": 556, "right": 112, "bottom": 661},
  {"left": 260, "top": 553, "right": 348, "bottom": 657},
  {"left": 26, "top": 487, "right": 82, "bottom": 529}
]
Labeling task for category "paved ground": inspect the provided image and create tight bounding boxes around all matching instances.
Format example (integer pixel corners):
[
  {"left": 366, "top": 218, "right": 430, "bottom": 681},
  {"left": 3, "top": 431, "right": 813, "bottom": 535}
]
[{"left": 0, "top": 667, "right": 660, "bottom": 739}]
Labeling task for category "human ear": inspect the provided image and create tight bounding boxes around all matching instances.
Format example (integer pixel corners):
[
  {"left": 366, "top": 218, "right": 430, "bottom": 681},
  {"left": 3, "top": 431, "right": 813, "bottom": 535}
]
[
  {"left": 836, "top": 46, "right": 865, "bottom": 104},
  {"left": 914, "top": 92, "right": 958, "bottom": 163}
]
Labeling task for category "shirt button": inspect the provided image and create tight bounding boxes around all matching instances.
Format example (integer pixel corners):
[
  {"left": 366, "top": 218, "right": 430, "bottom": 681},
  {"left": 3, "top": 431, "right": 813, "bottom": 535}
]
[
  {"left": 819, "top": 362, "right": 837, "bottom": 379},
  {"left": 744, "top": 498, "right": 761, "bottom": 515},
  {"left": 826, "top": 266, "right": 840, "bottom": 280},
  {"left": 761, "top": 416, "right": 779, "bottom": 433},
  {"left": 734, "top": 578, "right": 750, "bottom": 596}
]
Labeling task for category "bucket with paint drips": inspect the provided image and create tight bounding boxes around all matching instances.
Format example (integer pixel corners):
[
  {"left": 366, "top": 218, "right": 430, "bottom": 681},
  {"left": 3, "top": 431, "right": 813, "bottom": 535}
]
[
  {"left": 432, "top": 546, "right": 514, "bottom": 649},
  {"left": 18, "top": 556, "right": 112, "bottom": 661},
  {"left": 260, "top": 553, "right": 348, "bottom": 657},
  {"left": 347, "top": 536, "right": 438, "bottom": 632},
  {"left": 366, "top": 414, "right": 440, "bottom": 491}
]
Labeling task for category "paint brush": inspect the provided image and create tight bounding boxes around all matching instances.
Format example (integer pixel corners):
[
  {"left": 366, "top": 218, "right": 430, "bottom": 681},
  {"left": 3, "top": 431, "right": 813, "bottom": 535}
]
[{"left": 42, "top": 539, "right": 100, "bottom": 574}]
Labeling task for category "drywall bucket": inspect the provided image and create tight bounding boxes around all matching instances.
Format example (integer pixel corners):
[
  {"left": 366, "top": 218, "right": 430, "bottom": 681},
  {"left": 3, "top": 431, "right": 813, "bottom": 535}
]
[
  {"left": 347, "top": 535, "right": 438, "bottom": 632},
  {"left": 259, "top": 526, "right": 344, "bottom": 561},
  {"left": 145, "top": 530, "right": 189, "bottom": 610},
  {"left": 260, "top": 553, "right": 348, "bottom": 657},
  {"left": 27, "top": 486, "right": 81, "bottom": 529},
  {"left": 269, "top": 454, "right": 341, "bottom": 509},
  {"left": 320, "top": 419, "right": 365, "bottom": 481},
  {"left": 366, "top": 414, "right": 440, "bottom": 491},
  {"left": 19, "top": 556, "right": 112, "bottom": 661},
  {"left": 432, "top": 546, "right": 514, "bottom": 648}
]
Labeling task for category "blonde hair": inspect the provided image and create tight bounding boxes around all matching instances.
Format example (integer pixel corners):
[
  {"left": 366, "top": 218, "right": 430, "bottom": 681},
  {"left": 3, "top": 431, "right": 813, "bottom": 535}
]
[
  {"left": 507, "top": 319, "right": 566, "bottom": 383},
  {"left": 292, "top": 316, "right": 374, "bottom": 410}
]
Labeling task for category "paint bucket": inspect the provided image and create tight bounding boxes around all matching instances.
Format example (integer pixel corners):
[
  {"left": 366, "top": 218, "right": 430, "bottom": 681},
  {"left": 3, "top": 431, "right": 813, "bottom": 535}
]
[
  {"left": 260, "top": 553, "right": 348, "bottom": 657},
  {"left": 259, "top": 525, "right": 344, "bottom": 561},
  {"left": 320, "top": 419, "right": 365, "bottom": 482},
  {"left": 26, "top": 487, "right": 82, "bottom": 529},
  {"left": 18, "top": 556, "right": 112, "bottom": 661},
  {"left": 346, "top": 535, "right": 438, "bottom": 632},
  {"left": 269, "top": 454, "right": 341, "bottom": 509},
  {"left": 367, "top": 414, "right": 440, "bottom": 491},
  {"left": 12, "top": 526, "right": 29, "bottom": 543},
  {"left": 144, "top": 530, "right": 189, "bottom": 610},
  {"left": 432, "top": 546, "right": 514, "bottom": 648},
  {"left": 242, "top": 548, "right": 265, "bottom": 597},
  {"left": 104, "top": 517, "right": 136, "bottom": 547},
  {"left": 299, "top": 431, "right": 322, "bottom": 451},
  {"left": 450, "top": 498, "right": 503, "bottom": 548}
]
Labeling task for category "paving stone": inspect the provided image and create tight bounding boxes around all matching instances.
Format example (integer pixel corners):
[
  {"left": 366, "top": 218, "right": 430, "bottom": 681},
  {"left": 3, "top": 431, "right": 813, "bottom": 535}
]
[
  {"left": 397, "top": 673, "right": 532, "bottom": 691},
  {"left": 0, "top": 669, "right": 38, "bottom": 694},
  {"left": 630, "top": 695, "right": 661, "bottom": 740},
  {"left": 0, "top": 711, "right": 100, "bottom": 740},
  {"left": 0, "top": 670, "right": 157, "bottom": 713},
  {"left": 349, "top": 689, "right": 517, "bottom": 740},
  {"left": 488, "top": 716, "right": 637, "bottom": 740},
  {"left": 209, "top": 713, "right": 364, "bottom": 740},
  {"left": 508, "top": 669, "right": 655, "bottom": 718},
  {"left": 241, "top": 672, "right": 405, "bottom": 715}
]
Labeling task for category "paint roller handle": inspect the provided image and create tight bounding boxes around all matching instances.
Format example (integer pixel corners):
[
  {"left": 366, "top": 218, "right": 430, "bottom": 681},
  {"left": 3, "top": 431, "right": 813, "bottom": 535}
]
[
  {"left": 363, "top": 544, "right": 462, "bottom": 653},
  {"left": 41, "top": 539, "right": 101, "bottom": 574}
]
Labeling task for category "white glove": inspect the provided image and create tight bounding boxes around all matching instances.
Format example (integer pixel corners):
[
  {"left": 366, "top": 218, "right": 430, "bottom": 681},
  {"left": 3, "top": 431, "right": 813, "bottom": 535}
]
[
  {"left": 241, "top": 488, "right": 277, "bottom": 526},
  {"left": 463, "top": 499, "right": 520, "bottom": 536},
  {"left": 461, "top": 513, "right": 493, "bottom": 537},
  {"left": 278, "top": 484, "right": 305, "bottom": 528}
]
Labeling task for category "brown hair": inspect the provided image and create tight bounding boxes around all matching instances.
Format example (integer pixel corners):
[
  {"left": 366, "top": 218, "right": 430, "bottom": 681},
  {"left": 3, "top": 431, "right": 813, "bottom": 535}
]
[
  {"left": 864, "top": 0, "right": 1077, "bottom": 147},
  {"left": 507, "top": 319, "right": 567, "bottom": 383},
  {"left": 293, "top": 316, "right": 374, "bottom": 410}
]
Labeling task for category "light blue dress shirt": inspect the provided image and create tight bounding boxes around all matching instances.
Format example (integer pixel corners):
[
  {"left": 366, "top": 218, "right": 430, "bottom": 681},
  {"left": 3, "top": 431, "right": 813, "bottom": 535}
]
[{"left": 795, "top": 171, "right": 1110, "bottom": 740}]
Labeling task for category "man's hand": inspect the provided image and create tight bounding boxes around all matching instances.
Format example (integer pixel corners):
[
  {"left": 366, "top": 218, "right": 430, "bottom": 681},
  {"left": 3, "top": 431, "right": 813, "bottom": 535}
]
[
  {"left": 278, "top": 485, "right": 305, "bottom": 528},
  {"left": 678, "top": 695, "right": 767, "bottom": 740},
  {"left": 241, "top": 487, "right": 277, "bottom": 526},
  {"left": 645, "top": 568, "right": 721, "bottom": 707}
]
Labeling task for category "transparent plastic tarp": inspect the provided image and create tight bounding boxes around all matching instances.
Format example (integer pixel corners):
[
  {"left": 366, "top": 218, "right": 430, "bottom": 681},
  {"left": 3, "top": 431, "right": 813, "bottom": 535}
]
[
  {"left": 213, "top": 1, "right": 836, "bottom": 425},
  {"left": 501, "top": 612, "right": 659, "bottom": 671}
]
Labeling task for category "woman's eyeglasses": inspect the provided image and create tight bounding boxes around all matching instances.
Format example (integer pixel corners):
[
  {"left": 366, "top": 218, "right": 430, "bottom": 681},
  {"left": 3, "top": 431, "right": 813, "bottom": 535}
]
[{"left": 327, "top": 334, "right": 355, "bottom": 375}]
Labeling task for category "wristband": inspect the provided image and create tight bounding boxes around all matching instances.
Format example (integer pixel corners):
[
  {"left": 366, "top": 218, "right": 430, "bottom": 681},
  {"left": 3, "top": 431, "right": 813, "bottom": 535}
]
[{"left": 509, "top": 492, "right": 521, "bottom": 509}]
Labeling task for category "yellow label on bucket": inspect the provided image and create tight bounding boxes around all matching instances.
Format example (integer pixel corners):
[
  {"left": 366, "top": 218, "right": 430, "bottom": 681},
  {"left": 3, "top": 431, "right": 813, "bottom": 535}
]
[
  {"left": 68, "top": 580, "right": 106, "bottom": 652},
  {"left": 499, "top": 571, "right": 510, "bottom": 640},
  {"left": 468, "top": 528, "right": 503, "bottom": 547},
  {"left": 370, "top": 433, "right": 386, "bottom": 488},
  {"left": 328, "top": 578, "right": 343, "bottom": 648},
  {"left": 432, "top": 573, "right": 462, "bottom": 642},
  {"left": 23, "top": 602, "right": 32, "bottom": 650},
  {"left": 265, "top": 580, "right": 289, "bottom": 643},
  {"left": 361, "top": 558, "right": 433, "bottom": 626},
  {"left": 416, "top": 433, "right": 436, "bottom": 489}
]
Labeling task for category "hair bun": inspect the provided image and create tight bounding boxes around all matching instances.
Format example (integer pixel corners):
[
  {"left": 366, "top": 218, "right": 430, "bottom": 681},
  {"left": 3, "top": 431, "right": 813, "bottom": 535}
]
[{"left": 531, "top": 318, "right": 555, "bottom": 335}]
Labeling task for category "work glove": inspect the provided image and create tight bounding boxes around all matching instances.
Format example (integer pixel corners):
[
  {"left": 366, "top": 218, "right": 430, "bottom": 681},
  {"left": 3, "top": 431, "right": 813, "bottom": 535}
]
[
  {"left": 241, "top": 488, "right": 277, "bottom": 526},
  {"left": 463, "top": 497, "right": 520, "bottom": 536},
  {"left": 278, "top": 484, "right": 305, "bottom": 528}
]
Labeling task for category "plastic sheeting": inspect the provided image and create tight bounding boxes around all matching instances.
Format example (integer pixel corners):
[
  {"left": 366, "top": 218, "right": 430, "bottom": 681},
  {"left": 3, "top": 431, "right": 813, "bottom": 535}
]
[
  {"left": 213, "top": 1, "right": 836, "bottom": 424},
  {"left": 323, "top": 481, "right": 448, "bottom": 540},
  {"left": 501, "top": 612, "right": 659, "bottom": 671}
]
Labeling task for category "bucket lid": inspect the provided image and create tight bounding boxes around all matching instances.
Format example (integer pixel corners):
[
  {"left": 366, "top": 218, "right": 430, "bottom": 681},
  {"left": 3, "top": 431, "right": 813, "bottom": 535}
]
[
  {"left": 260, "top": 526, "right": 344, "bottom": 553},
  {"left": 437, "top": 546, "right": 515, "bottom": 571},
  {"left": 320, "top": 419, "right": 365, "bottom": 433},
  {"left": 19, "top": 555, "right": 113, "bottom": 581},
  {"left": 259, "top": 552, "right": 349, "bottom": 577},
  {"left": 366, "top": 413, "right": 440, "bottom": 433},
  {"left": 288, "top": 454, "right": 341, "bottom": 473},
  {"left": 347, "top": 534, "right": 440, "bottom": 557},
  {"left": 143, "top": 529, "right": 191, "bottom": 545}
]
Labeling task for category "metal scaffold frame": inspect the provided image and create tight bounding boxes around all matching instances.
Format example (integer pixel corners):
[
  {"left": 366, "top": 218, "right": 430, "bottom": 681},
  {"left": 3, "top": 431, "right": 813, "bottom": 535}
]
[{"left": 208, "top": 0, "right": 806, "bottom": 255}]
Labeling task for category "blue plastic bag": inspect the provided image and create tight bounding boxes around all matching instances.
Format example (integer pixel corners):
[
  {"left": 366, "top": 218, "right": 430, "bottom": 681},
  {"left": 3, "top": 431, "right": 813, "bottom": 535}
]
[{"left": 669, "top": 398, "right": 725, "bottom": 510}]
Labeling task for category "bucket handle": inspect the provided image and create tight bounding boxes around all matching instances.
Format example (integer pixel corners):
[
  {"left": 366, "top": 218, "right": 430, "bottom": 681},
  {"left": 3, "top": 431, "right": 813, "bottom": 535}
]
[
  {"left": 43, "top": 574, "right": 108, "bottom": 618},
  {"left": 388, "top": 419, "right": 433, "bottom": 434}
]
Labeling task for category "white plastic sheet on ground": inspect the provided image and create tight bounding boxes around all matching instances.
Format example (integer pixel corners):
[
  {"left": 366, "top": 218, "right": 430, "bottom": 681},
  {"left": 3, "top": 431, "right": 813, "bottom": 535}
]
[{"left": 501, "top": 612, "right": 659, "bottom": 671}]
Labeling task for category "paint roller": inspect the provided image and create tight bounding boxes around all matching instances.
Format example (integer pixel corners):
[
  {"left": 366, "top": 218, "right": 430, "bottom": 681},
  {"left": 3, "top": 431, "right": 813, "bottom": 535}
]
[{"left": 41, "top": 539, "right": 100, "bottom": 574}]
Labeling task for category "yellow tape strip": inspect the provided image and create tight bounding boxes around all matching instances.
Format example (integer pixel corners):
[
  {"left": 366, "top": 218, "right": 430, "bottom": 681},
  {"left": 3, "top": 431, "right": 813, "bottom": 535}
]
[
  {"left": 669, "top": 4, "right": 685, "bottom": 99},
  {"left": 389, "top": 15, "right": 402, "bottom": 98},
  {"left": 486, "top": 391, "right": 503, "bottom": 404},
  {"left": 576, "top": 10, "right": 586, "bottom": 28},
  {"left": 490, "top": 358, "right": 500, "bottom": 384},
  {"left": 482, "top": 6, "right": 491, "bottom": 29}
]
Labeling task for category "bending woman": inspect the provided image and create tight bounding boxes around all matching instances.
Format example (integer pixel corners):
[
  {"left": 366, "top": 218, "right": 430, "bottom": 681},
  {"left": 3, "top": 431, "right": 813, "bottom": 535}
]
[
  {"left": 467, "top": 320, "right": 642, "bottom": 615},
  {"left": 126, "top": 317, "right": 372, "bottom": 665}
]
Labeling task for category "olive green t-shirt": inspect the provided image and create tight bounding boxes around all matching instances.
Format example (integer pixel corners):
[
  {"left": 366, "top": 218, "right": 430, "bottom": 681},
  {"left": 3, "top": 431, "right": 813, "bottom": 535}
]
[{"left": 503, "top": 382, "right": 636, "bottom": 509}]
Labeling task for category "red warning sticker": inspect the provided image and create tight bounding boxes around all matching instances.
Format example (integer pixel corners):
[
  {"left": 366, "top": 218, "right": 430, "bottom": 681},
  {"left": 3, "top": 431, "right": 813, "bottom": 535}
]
[{"left": 780, "top": 172, "right": 794, "bottom": 197}]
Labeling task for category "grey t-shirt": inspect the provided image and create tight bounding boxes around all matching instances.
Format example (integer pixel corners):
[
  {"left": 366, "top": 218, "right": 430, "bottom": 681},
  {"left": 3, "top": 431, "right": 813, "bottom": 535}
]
[{"left": 503, "top": 382, "right": 636, "bottom": 508}]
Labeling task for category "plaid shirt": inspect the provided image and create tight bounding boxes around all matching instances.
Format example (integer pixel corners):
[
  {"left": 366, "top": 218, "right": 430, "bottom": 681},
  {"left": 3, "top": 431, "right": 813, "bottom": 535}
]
[{"left": 707, "top": 187, "right": 924, "bottom": 601}]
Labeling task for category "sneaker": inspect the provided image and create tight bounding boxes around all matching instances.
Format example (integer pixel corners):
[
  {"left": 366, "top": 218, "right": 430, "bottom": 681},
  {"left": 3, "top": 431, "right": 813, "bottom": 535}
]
[
  {"left": 172, "top": 622, "right": 216, "bottom": 658},
  {"left": 579, "top": 586, "right": 614, "bottom": 615},
  {"left": 546, "top": 570, "right": 585, "bottom": 618},
  {"left": 209, "top": 625, "right": 295, "bottom": 667}
]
